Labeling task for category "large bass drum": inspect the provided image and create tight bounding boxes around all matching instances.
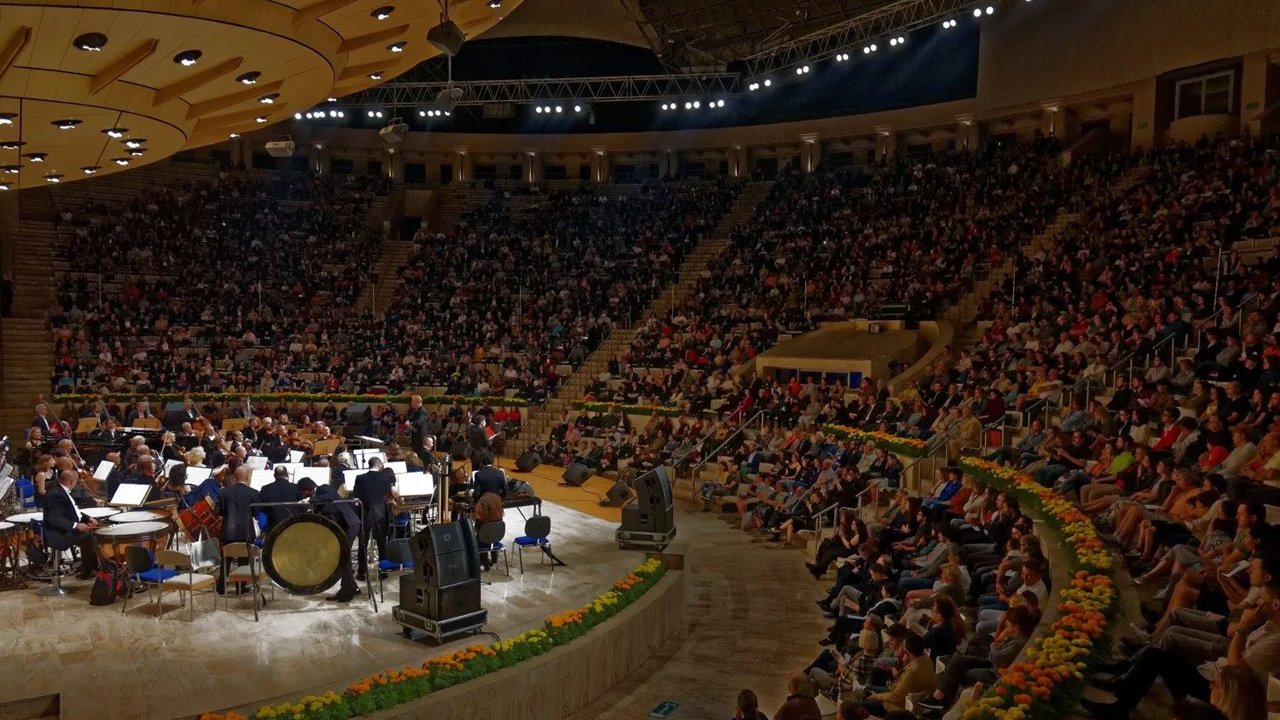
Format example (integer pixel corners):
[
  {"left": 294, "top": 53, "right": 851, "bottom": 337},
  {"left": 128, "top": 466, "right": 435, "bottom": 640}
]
[{"left": 262, "top": 513, "right": 346, "bottom": 595}]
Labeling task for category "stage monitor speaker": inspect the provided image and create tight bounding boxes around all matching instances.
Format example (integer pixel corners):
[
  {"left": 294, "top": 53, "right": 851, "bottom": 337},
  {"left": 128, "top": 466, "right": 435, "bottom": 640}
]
[
  {"left": 515, "top": 451, "right": 541, "bottom": 472},
  {"left": 409, "top": 521, "right": 479, "bottom": 586},
  {"left": 400, "top": 576, "right": 481, "bottom": 620},
  {"left": 604, "top": 480, "right": 631, "bottom": 507},
  {"left": 562, "top": 463, "right": 591, "bottom": 487},
  {"left": 633, "top": 466, "right": 674, "bottom": 511},
  {"left": 621, "top": 501, "right": 674, "bottom": 534}
]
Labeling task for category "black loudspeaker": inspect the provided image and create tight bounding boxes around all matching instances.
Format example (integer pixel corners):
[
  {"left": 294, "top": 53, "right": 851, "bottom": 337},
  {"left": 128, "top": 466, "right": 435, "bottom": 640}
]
[
  {"left": 620, "top": 466, "right": 674, "bottom": 533},
  {"left": 562, "top": 463, "right": 591, "bottom": 487},
  {"left": 409, "top": 521, "right": 479, "bottom": 587},
  {"left": 515, "top": 451, "right": 541, "bottom": 472},
  {"left": 399, "top": 576, "right": 481, "bottom": 620},
  {"left": 604, "top": 480, "right": 631, "bottom": 507}
]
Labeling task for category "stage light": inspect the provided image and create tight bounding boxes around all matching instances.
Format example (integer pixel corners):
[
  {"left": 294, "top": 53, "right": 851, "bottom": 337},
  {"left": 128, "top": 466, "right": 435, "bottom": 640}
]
[
  {"left": 763, "top": 78, "right": 772, "bottom": 87},
  {"left": 716, "top": 99, "right": 725, "bottom": 108},
  {"left": 692, "top": 100, "right": 701, "bottom": 109},
  {"left": 74, "top": 32, "right": 108, "bottom": 52},
  {"left": 237, "top": 71, "right": 261, "bottom": 85},
  {"left": 554, "top": 105, "right": 562, "bottom": 113},
  {"left": 81, "top": 166, "right": 101, "bottom": 175},
  {"left": 329, "top": 110, "right": 339, "bottom": 118},
  {"left": 870, "top": 44, "right": 877, "bottom": 52},
  {"left": 889, "top": 38, "right": 898, "bottom": 47},
  {"left": 973, "top": 7, "right": 982, "bottom": 16},
  {"left": 376, "top": 111, "right": 384, "bottom": 118},
  {"left": 748, "top": 83, "right": 758, "bottom": 91},
  {"left": 535, "top": 106, "right": 543, "bottom": 113},
  {"left": 574, "top": 104, "right": 582, "bottom": 113},
  {"left": 942, "top": 19, "right": 955, "bottom": 28},
  {"left": 229, "top": 133, "right": 239, "bottom": 138},
  {"left": 294, "top": 112, "right": 303, "bottom": 119},
  {"left": 684, "top": 102, "right": 692, "bottom": 110},
  {"left": 863, "top": 46, "right": 871, "bottom": 54},
  {"left": 174, "top": 50, "right": 202, "bottom": 67},
  {"left": 985, "top": 5, "right": 994, "bottom": 14},
  {"left": 419, "top": 110, "right": 426, "bottom": 117}
]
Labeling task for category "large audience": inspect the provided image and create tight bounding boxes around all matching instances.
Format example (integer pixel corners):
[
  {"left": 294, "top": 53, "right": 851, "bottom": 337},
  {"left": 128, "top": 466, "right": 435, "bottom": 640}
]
[{"left": 30, "top": 131, "right": 1280, "bottom": 720}]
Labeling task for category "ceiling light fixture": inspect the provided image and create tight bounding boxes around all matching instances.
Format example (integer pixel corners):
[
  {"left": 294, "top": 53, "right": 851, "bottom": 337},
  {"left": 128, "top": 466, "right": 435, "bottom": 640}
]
[
  {"left": 173, "top": 50, "right": 202, "bottom": 66},
  {"left": 259, "top": 93, "right": 279, "bottom": 104},
  {"left": 488, "top": 0, "right": 501, "bottom": 7},
  {"left": 0, "top": 141, "right": 24, "bottom": 150},
  {"left": 112, "top": 158, "right": 130, "bottom": 166},
  {"left": 0, "top": 113, "right": 16, "bottom": 125},
  {"left": 388, "top": 42, "right": 407, "bottom": 53},
  {"left": 103, "top": 127, "right": 128, "bottom": 138},
  {"left": 24, "top": 152, "right": 47, "bottom": 163},
  {"left": 255, "top": 115, "right": 268, "bottom": 123},
  {"left": 44, "top": 174, "right": 62, "bottom": 184},
  {"left": 0, "top": 184, "right": 9, "bottom": 191},
  {"left": 52, "top": 119, "right": 82, "bottom": 130},
  {"left": 124, "top": 139, "right": 146, "bottom": 149},
  {"left": 371, "top": 6, "right": 394, "bottom": 20},
  {"left": 368, "top": 72, "right": 383, "bottom": 80},
  {"left": 73, "top": 32, "right": 108, "bottom": 52},
  {"left": 237, "top": 72, "right": 261, "bottom": 86},
  {"left": 129, "top": 149, "right": 145, "bottom": 156},
  {"left": 229, "top": 133, "right": 240, "bottom": 138},
  {"left": 1, "top": 165, "right": 19, "bottom": 174},
  {"left": 81, "top": 166, "right": 101, "bottom": 175}
]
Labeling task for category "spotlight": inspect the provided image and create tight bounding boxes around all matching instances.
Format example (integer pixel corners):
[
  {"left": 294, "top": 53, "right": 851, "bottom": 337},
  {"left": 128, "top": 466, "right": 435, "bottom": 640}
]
[
  {"left": 52, "top": 119, "right": 81, "bottom": 130},
  {"left": 796, "top": 67, "right": 803, "bottom": 75},
  {"left": 369, "top": 72, "right": 383, "bottom": 80},
  {"left": 985, "top": 5, "right": 994, "bottom": 13},
  {"left": 942, "top": 19, "right": 955, "bottom": 28},
  {"left": 554, "top": 105, "right": 562, "bottom": 113},
  {"left": 255, "top": 115, "right": 268, "bottom": 123},
  {"left": 692, "top": 100, "right": 701, "bottom": 109},
  {"left": 73, "top": 32, "right": 108, "bottom": 52},
  {"left": 763, "top": 78, "right": 772, "bottom": 87},
  {"left": 419, "top": 110, "right": 426, "bottom": 117},
  {"left": 684, "top": 102, "right": 692, "bottom": 110},
  {"left": 328, "top": 97, "right": 338, "bottom": 102},
  {"left": 367, "top": 110, "right": 375, "bottom": 118},
  {"left": 371, "top": 5, "right": 394, "bottom": 20},
  {"left": 869, "top": 44, "right": 876, "bottom": 52},
  {"left": 535, "top": 106, "right": 543, "bottom": 114},
  {"left": 376, "top": 111, "right": 384, "bottom": 118},
  {"left": 259, "top": 93, "right": 279, "bottom": 104},
  {"left": 237, "top": 71, "right": 261, "bottom": 85},
  {"left": 889, "top": 38, "right": 897, "bottom": 47},
  {"left": 0, "top": 113, "right": 14, "bottom": 125},
  {"left": 748, "top": 83, "right": 758, "bottom": 91},
  {"left": 173, "top": 50, "right": 202, "bottom": 67},
  {"left": 388, "top": 42, "right": 407, "bottom": 53},
  {"left": 974, "top": 7, "right": 982, "bottom": 16},
  {"left": 295, "top": 112, "right": 303, "bottom": 120},
  {"left": 337, "top": 111, "right": 344, "bottom": 118},
  {"left": 897, "top": 36, "right": 905, "bottom": 44},
  {"left": 112, "top": 158, "right": 130, "bottom": 166},
  {"left": 329, "top": 110, "right": 338, "bottom": 118},
  {"left": 81, "top": 166, "right": 101, "bottom": 175},
  {"left": 716, "top": 99, "right": 725, "bottom": 108},
  {"left": 574, "top": 104, "right": 582, "bottom": 113},
  {"left": 863, "top": 46, "right": 871, "bottom": 54}
]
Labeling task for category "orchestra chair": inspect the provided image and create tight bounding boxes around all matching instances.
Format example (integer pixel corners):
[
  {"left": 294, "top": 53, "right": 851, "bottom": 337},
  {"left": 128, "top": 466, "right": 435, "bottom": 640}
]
[
  {"left": 475, "top": 520, "right": 509, "bottom": 581},
  {"left": 513, "top": 515, "right": 553, "bottom": 574},
  {"left": 16, "top": 479, "right": 35, "bottom": 509},
  {"left": 375, "top": 537, "right": 415, "bottom": 603},
  {"left": 34, "top": 521, "right": 73, "bottom": 598},
  {"left": 253, "top": 513, "right": 268, "bottom": 548},
  {"left": 122, "top": 546, "right": 178, "bottom": 616},
  {"left": 221, "top": 542, "right": 272, "bottom": 622},
  {"left": 156, "top": 549, "right": 218, "bottom": 622}
]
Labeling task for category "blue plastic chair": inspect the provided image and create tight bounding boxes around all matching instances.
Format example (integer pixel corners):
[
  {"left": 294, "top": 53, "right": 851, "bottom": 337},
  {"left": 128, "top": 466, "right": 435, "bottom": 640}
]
[
  {"left": 253, "top": 512, "right": 268, "bottom": 548},
  {"left": 122, "top": 546, "right": 179, "bottom": 617},
  {"left": 513, "top": 515, "right": 552, "bottom": 574},
  {"left": 376, "top": 538, "right": 415, "bottom": 602},
  {"left": 475, "top": 520, "right": 509, "bottom": 578}
]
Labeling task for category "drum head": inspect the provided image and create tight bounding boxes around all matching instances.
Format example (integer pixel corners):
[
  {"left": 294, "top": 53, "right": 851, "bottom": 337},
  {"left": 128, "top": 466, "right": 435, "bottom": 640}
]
[
  {"left": 6, "top": 512, "right": 42, "bottom": 524},
  {"left": 111, "top": 510, "right": 166, "bottom": 524},
  {"left": 0, "top": 521, "right": 15, "bottom": 534},
  {"left": 263, "top": 513, "right": 345, "bottom": 595},
  {"left": 94, "top": 520, "right": 170, "bottom": 538},
  {"left": 83, "top": 507, "right": 120, "bottom": 519}
]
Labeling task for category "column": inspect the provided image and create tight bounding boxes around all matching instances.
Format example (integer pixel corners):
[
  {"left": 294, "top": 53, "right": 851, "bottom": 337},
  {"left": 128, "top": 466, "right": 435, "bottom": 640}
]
[
  {"left": 309, "top": 143, "right": 328, "bottom": 175},
  {"left": 874, "top": 126, "right": 897, "bottom": 159},
  {"left": 954, "top": 114, "right": 977, "bottom": 151},
  {"left": 590, "top": 147, "right": 609, "bottom": 183},
  {"left": 1040, "top": 100, "right": 1063, "bottom": 139},
  {"left": 727, "top": 145, "right": 743, "bottom": 178},
  {"left": 455, "top": 146, "right": 470, "bottom": 182},
  {"left": 386, "top": 147, "right": 403, "bottom": 181},
  {"left": 1239, "top": 50, "right": 1274, "bottom": 135},
  {"left": 522, "top": 150, "right": 542, "bottom": 183},
  {"left": 799, "top": 132, "right": 819, "bottom": 173}
]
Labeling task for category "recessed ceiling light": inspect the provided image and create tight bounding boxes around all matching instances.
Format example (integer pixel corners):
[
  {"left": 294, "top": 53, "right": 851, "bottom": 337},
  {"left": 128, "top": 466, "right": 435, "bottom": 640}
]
[
  {"left": 102, "top": 127, "right": 128, "bottom": 138},
  {"left": 173, "top": 50, "right": 202, "bottom": 67},
  {"left": 259, "top": 93, "right": 279, "bottom": 104},
  {"left": 371, "top": 5, "right": 394, "bottom": 19},
  {"left": 0, "top": 113, "right": 15, "bottom": 125},
  {"left": 387, "top": 42, "right": 407, "bottom": 53},
  {"left": 73, "top": 32, "right": 108, "bottom": 52},
  {"left": 368, "top": 72, "right": 383, "bottom": 80},
  {"left": 0, "top": 183, "right": 9, "bottom": 191},
  {"left": 81, "top": 166, "right": 101, "bottom": 175},
  {"left": 52, "top": 119, "right": 82, "bottom": 130},
  {"left": 228, "top": 132, "right": 239, "bottom": 138},
  {"left": 124, "top": 139, "right": 146, "bottom": 149},
  {"left": 44, "top": 174, "right": 62, "bottom": 184},
  {"left": 112, "top": 158, "right": 130, "bottom": 166},
  {"left": 236, "top": 71, "right": 261, "bottom": 85},
  {"left": 0, "top": 141, "right": 25, "bottom": 150},
  {"left": 128, "top": 149, "right": 145, "bottom": 156},
  {"left": 255, "top": 116, "right": 268, "bottom": 123},
  {"left": 327, "top": 97, "right": 337, "bottom": 102},
  {"left": 1, "top": 165, "right": 19, "bottom": 174},
  {"left": 24, "top": 152, "right": 47, "bottom": 163}
]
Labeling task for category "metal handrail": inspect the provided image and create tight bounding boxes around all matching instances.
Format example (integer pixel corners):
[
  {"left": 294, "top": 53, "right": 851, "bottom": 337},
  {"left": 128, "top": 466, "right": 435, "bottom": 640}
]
[{"left": 690, "top": 409, "right": 766, "bottom": 474}]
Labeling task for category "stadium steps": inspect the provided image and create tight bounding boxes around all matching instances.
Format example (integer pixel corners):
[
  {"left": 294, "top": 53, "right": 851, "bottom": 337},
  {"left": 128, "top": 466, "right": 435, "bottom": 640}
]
[
  {"left": 356, "top": 239, "right": 416, "bottom": 314},
  {"left": 501, "top": 181, "right": 774, "bottom": 459},
  {"left": 2, "top": 186, "right": 57, "bottom": 440},
  {"left": 427, "top": 186, "right": 490, "bottom": 234}
]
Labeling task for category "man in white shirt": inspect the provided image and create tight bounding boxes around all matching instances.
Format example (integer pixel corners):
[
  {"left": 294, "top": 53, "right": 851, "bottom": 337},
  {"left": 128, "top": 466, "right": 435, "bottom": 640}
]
[{"left": 43, "top": 469, "right": 103, "bottom": 579}]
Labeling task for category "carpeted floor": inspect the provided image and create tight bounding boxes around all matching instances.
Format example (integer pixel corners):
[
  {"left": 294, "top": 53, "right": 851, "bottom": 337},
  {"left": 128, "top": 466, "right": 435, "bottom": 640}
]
[{"left": 494, "top": 458, "right": 625, "bottom": 523}]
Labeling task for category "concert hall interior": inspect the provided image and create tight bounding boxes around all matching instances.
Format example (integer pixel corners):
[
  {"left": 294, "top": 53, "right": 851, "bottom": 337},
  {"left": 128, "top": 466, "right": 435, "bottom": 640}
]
[{"left": 2, "top": 2, "right": 1280, "bottom": 720}]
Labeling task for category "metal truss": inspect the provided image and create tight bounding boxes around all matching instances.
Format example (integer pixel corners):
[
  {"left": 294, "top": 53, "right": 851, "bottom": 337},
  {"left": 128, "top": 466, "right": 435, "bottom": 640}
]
[
  {"left": 742, "top": 0, "right": 981, "bottom": 78},
  {"left": 341, "top": 73, "right": 742, "bottom": 108}
]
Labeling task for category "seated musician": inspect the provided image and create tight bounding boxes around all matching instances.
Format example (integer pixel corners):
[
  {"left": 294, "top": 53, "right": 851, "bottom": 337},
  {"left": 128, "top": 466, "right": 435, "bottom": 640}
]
[
  {"left": 159, "top": 431, "right": 184, "bottom": 463},
  {"left": 259, "top": 466, "right": 301, "bottom": 535},
  {"left": 88, "top": 417, "right": 123, "bottom": 444},
  {"left": 43, "top": 469, "right": 102, "bottom": 579},
  {"left": 53, "top": 454, "right": 97, "bottom": 505},
  {"left": 471, "top": 450, "right": 507, "bottom": 501},
  {"left": 32, "top": 454, "right": 56, "bottom": 501},
  {"left": 474, "top": 491, "right": 504, "bottom": 572},
  {"left": 31, "top": 402, "right": 60, "bottom": 438},
  {"left": 297, "top": 479, "right": 361, "bottom": 603}
]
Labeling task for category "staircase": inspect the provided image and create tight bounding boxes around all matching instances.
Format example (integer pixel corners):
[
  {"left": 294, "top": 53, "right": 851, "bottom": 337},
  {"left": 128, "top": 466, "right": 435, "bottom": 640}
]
[
  {"left": 502, "top": 181, "right": 773, "bottom": 459},
  {"left": 949, "top": 165, "right": 1150, "bottom": 350},
  {"left": 0, "top": 190, "right": 58, "bottom": 442},
  {"left": 356, "top": 238, "right": 415, "bottom": 313},
  {"left": 427, "top": 185, "right": 490, "bottom": 235}
]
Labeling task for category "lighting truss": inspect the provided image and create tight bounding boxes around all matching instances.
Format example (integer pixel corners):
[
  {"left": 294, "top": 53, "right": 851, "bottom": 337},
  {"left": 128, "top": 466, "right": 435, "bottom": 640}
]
[
  {"left": 343, "top": 73, "right": 741, "bottom": 108},
  {"left": 742, "top": 0, "right": 980, "bottom": 78}
]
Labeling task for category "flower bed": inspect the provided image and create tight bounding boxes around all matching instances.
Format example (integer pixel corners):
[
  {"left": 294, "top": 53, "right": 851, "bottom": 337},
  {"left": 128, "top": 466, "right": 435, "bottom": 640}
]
[
  {"left": 958, "top": 458, "right": 1118, "bottom": 720},
  {"left": 823, "top": 424, "right": 929, "bottom": 457},
  {"left": 573, "top": 401, "right": 684, "bottom": 417},
  {"left": 197, "top": 558, "right": 666, "bottom": 720},
  {"left": 50, "top": 392, "right": 528, "bottom": 408}
]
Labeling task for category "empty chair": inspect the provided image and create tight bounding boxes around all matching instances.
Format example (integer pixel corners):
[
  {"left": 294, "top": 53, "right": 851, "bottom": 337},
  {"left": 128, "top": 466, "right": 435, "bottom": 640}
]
[
  {"left": 475, "top": 520, "right": 509, "bottom": 578},
  {"left": 156, "top": 549, "right": 217, "bottom": 621},
  {"left": 221, "top": 542, "right": 271, "bottom": 621},
  {"left": 513, "top": 515, "right": 552, "bottom": 574},
  {"left": 376, "top": 537, "right": 415, "bottom": 602},
  {"left": 122, "top": 546, "right": 177, "bottom": 616}
]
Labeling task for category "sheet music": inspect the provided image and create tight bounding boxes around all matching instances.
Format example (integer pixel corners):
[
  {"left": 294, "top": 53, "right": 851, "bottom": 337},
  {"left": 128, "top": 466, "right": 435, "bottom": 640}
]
[
  {"left": 250, "top": 469, "right": 276, "bottom": 491},
  {"left": 187, "top": 466, "right": 212, "bottom": 484},
  {"left": 293, "top": 467, "right": 329, "bottom": 486},
  {"left": 245, "top": 455, "right": 268, "bottom": 471},
  {"left": 341, "top": 468, "right": 362, "bottom": 491},
  {"left": 395, "top": 471, "right": 435, "bottom": 497},
  {"left": 110, "top": 483, "right": 150, "bottom": 507},
  {"left": 289, "top": 450, "right": 305, "bottom": 463},
  {"left": 93, "top": 460, "right": 115, "bottom": 481},
  {"left": 162, "top": 458, "right": 183, "bottom": 476},
  {"left": 385, "top": 461, "right": 407, "bottom": 474}
]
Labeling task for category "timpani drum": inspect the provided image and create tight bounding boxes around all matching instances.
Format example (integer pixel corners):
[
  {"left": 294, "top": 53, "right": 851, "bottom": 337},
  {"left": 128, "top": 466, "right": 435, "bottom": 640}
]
[
  {"left": 5, "top": 511, "right": 43, "bottom": 525},
  {"left": 82, "top": 507, "right": 120, "bottom": 521},
  {"left": 94, "top": 520, "right": 173, "bottom": 561},
  {"left": 0, "top": 521, "right": 23, "bottom": 586},
  {"left": 109, "top": 510, "right": 169, "bottom": 524}
]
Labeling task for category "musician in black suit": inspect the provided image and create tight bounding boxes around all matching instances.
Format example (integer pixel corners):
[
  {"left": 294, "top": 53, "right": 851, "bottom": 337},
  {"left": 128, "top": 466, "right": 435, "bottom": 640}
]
[
  {"left": 124, "top": 398, "right": 154, "bottom": 427},
  {"left": 467, "top": 416, "right": 493, "bottom": 471},
  {"left": 216, "top": 466, "right": 261, "bottom": 594},
  {"left": 406, "top": 395, "right": 430, "bottom": 466},
  {"left": 352, "top": 457, "right": 399, "bottom": 580},
  {"left": 298, "top": 479, "right": 360, "bottom": 602},
  {"left": 258, "top": 466, "right": 301, "bottom": 535},
  {"left": 43, "top": 469, "right": 102, "bottom": 579},
  {"left": 471, "top": 450, "right": 507, "bottom": 501},
  {"left": 31, "top": 403, "right": 58, "bottom": 438},
  {"left": 230, "top": 397, "right": 255, "bottom": 419},
  {"left": 89, "top": 418, "right": 123, "bottom": 445}
]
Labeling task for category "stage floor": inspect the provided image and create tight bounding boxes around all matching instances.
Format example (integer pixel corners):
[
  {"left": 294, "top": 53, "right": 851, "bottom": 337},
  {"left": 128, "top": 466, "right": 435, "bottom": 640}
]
[
  {"left": 494, "top": 459, "right": 624, "bottom": 523},
  {"left": 0, "top": 501, "right": 639, "bottom": 720}
]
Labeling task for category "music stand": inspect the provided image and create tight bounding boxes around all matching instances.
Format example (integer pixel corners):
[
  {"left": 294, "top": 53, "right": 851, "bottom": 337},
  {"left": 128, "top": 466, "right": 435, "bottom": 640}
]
[
  {"left": 131, "top": 418, "right": 161, "bottom": 430},
  {"left": 293, "top": 467, "right": 329, "bottom": 486},
  {"left": 75, "top": 417, "right": 99, "bottom": 434},
  {"left": 93, "top": 460, "right": 114, "bottom": 483},
  {"left": 245, "top": 455, "right": 269, "bottom": 471},
  {"left": 312, "top": 439, "right": 341, "bottom": 457},
  {"left": 250, "top": 470, "right": 276, "bottom": 491},
  {"left": 221, "top": 418, "right": 248, "bottom": 433},
  {"left": 109, "top": 483, "right": 151, "bottom": 508}
]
